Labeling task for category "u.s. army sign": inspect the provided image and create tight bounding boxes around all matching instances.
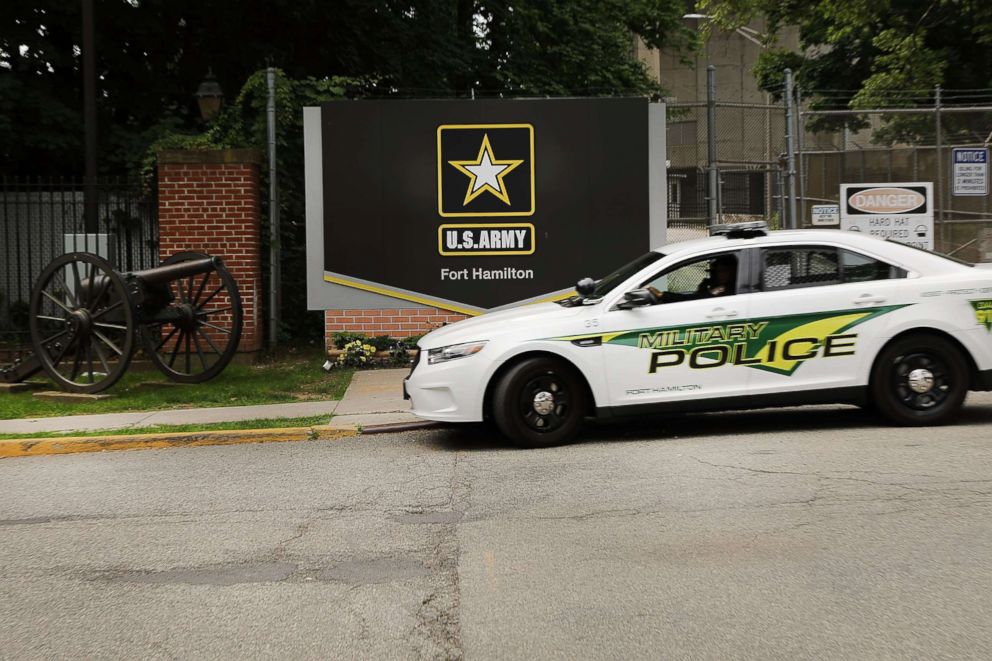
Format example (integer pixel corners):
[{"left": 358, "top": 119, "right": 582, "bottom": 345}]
[{"left": 304, "top": 98, "right": 667, "bottom": 315}]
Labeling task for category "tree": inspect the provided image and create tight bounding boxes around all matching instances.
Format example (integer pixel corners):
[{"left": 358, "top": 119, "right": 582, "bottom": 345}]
[
  {"left": 0, "top": 0, "right": 694, "bottom": 176},
  {"left": 701, "top": 0, "right": 992, "bottom": 142}
]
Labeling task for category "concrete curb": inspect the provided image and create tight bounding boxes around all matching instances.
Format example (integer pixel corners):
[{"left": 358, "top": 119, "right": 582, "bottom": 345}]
[
  {"left": 359, "top": 420, "right": 446, "bottom": 435},
  {"left": 0, "top": 426, "right": 358, "bottom": 459}
]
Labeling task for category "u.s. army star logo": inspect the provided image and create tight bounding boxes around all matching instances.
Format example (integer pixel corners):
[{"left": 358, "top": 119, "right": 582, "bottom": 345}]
[
  {"left": 447, "top": 134, "right": 523, "bottom": 206},
  {"left": 437, "top": 124, "right": 535, "bottom": 217}
]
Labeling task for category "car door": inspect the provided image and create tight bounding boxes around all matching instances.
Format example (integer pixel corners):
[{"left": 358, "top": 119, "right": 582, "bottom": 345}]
[
  {"left": 600, "top": 249, "right": 756, "bottom": 410},
  {"left": 743, "top": 243, "right": 908, "bottom": 397}
]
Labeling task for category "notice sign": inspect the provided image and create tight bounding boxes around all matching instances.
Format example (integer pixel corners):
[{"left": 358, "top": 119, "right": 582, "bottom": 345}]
[
  {"left": 810, "top": 204, "right": 839, "bottom": 226},
  {"left": 840, "top": 182, "right": 933, "bottom": 251},
  {"left": 952, "top": 148, "right": 988, "bottom": 196}
]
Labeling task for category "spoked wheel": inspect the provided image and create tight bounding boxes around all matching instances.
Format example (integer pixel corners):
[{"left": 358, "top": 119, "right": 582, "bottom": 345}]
[
  {"left": 140, "top": 252, "right": 243, "bottom": 383},
  {"left": 871, "top": 333, "right": 968, "bottom": 426},
  {"left": 492, "top": 356, "right": 587, "bottom": 448},
  {"left": 29, "top": 252, "right": 135, "bottom": 393}
]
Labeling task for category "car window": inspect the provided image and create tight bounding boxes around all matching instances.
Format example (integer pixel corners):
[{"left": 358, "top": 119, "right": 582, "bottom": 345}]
[
  {"left": 841, "top": 249, "right": 903, "bottom": 283},
  {"left": 640, "top": 252, "right": 740, "bottom": 303},
  {"left": 761, "top": 246, "right": 906, "bottom": 291},
  {"left": 762, "top": 247, "right": 840, "bottom": 291}
]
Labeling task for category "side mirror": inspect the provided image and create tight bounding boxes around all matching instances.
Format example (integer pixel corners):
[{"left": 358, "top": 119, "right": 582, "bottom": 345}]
[
  {"left": 619, "top": 288, "right": 657, "bottom": 309},
  {"left": 576, "top": 277, "right": 596, "bottom": 297}
]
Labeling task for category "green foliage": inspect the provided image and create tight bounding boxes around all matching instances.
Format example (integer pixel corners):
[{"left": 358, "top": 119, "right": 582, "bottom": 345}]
[
  {"left": 332, "top": 332, "right": 367, "bottom": 350},
  {"left": 476, "top": 0, "right": 695, "bottom": 96},
  {"left": 333, "top": 332, "right": 416, "bottom": 353},
  {"left": 336, "top": 340, "right": 378, "bottom": 368},
  {"left": 2, "top": 0, "right": 695, "bottom": 175},
  {"left": 701, "top": 0, "right": 992, "bottom": 142}
]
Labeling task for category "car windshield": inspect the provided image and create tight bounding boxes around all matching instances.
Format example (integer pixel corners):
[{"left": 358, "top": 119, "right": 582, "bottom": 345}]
[{"left": 591, "top": 252, "right": 665, "bottom": 297}]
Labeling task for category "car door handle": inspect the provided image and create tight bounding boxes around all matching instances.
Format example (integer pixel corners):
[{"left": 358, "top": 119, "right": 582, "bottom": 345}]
[
  {"left": 705, "top": 307, "right": 739, "bottom": 319},
  {"left": 852, "top": 294, "right": 887, "bottom": 305}
]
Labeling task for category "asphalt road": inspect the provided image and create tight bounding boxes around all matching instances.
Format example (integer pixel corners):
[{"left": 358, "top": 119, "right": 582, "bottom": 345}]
[{"left": 3, "top": 395, "right": 992, "bottom": 660}]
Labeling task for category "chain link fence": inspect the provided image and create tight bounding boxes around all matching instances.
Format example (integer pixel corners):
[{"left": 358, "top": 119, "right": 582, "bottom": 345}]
[
  {"left": 667, "top": 73, "right": 992, "bottom": 262},
  {"left": 798, "top": 104, "right": 992, "bottom": 261},
  {"left": 667, "top": 92, "right": 787, "bottom": 243}
]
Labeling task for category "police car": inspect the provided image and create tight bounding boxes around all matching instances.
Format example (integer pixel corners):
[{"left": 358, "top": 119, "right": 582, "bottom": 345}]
[{"left": 405, "top": 223, "right": 992, "bottom": 447}]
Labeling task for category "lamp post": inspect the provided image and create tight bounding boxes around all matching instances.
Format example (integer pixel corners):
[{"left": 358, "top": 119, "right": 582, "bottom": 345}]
[
  {"left": 194, "top": 69, "right": 224, "bottom": 121},
  {"left": 82, "top": 0, "right": 98, "bottom": 235}
]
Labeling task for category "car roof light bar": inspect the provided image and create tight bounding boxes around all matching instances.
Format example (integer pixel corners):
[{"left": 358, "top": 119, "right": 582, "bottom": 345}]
[{"left": 708, "top": 221, "right": 769, "bottom": 239}]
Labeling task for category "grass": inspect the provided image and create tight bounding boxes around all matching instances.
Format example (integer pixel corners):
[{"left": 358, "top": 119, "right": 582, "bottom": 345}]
[
  {"left": 0, "top": 351, "right": 354, "bottom": 420},
  {"left": 0, "top": 414, "right": 334, "bottom": 440}
]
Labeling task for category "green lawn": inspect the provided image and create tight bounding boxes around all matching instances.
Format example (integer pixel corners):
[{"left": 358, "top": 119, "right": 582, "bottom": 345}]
[
  {"left": 0, "top": 352, "right": 353, "bottom": 420},
  {"left": 0, "top": 414, "right": 333, "bottom": 440}
]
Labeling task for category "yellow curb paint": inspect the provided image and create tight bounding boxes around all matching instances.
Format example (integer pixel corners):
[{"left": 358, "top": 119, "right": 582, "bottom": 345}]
[{"left": 0, "top": 426, "right": 358, "bottom": 459}]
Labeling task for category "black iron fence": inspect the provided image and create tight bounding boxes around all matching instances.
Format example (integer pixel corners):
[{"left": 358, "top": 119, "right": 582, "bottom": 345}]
[{"left": 0, "top": 176, "right": 158, "bottom": 348}]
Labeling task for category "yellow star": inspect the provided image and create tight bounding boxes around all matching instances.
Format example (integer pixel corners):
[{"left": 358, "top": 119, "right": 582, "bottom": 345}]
[{"left": 448, "top": 134, "right": 524, "bottom": 206}]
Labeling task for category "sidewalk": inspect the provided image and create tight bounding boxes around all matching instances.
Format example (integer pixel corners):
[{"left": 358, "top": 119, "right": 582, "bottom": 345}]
[
  {"left": 0, "top": 368, "right": 418, "bottom": 436},
  {"left": 326, "top": 368, "right": 421, "bottom": 430}
]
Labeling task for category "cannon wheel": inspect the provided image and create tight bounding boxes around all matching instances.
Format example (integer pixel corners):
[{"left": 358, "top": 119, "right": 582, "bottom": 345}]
[
  {"left": 29, "top": 252, "right": 135, "bottom": 393},
  {"left": 140, "top": 252, "right": 243, "bottom": 383}
]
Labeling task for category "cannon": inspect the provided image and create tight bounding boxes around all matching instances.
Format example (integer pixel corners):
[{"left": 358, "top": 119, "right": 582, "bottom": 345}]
[{"left": 1, "top": 251, "right": 243, "bottom": 393}]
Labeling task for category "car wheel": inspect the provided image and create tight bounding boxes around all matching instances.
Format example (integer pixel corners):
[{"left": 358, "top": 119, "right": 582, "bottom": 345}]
[
  {"left": 492, "top": 356, "right": 587, "bottom": 448},
  {"left": 870, "top": 334, "right": 968, "bottom": 426}
]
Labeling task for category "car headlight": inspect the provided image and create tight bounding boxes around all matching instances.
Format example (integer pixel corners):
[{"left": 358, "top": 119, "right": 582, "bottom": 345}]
[{"left": 427, "top": 341, "right": 488, "bottom": 365}]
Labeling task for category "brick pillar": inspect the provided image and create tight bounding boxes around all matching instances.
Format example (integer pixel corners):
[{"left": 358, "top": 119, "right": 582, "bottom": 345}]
[{"left": 157, "top": 149, "right": 264, "bottom": 353}]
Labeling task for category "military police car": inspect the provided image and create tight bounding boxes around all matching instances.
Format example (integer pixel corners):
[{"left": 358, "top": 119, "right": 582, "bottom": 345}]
[{"left": 405, "top": 223, "right": 992, "bottom": 447}]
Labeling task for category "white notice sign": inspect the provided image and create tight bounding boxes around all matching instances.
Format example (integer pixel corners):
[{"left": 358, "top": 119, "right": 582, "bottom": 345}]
[
  {"left": 952, "top": 148, "right": 988, "bottom": 196},
  {"left": 840, "top": 182, "right": 933, "bottom": 251},
  {"left": 810, "top": 204, "right": 840, "bottom": 226}
]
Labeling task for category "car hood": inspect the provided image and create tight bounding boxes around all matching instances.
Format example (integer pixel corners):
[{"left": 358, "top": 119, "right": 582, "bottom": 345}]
[{"left": 419, "top": 302, "right": 584, "bottom": 349}]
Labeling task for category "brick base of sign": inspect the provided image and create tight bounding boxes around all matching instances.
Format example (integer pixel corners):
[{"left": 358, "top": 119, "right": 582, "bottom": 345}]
[{"left": 324, "top": 308, "right": 469, "bottom": 344}]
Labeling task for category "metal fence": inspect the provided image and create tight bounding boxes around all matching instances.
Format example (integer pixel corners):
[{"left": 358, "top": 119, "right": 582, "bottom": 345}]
[
  {"left": 798, "top": 102, "right": 992, "bottom": 260},
  {"left": 0, "top": 177, "right": 158, "bottom": 348},
  {"left": 666, "top": 69, "right": 788, "bottom": 243},
  {"left": 666, "top": 72, "right": 992, "bottom": 260},
  {"left": 666, "top": 102, "right": 788, "bottom": 242}
]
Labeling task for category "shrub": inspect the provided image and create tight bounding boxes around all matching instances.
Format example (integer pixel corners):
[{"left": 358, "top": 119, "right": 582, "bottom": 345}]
[
  {"left": 368, "top": 335, "right": 394, "bottom": 351},
  {"left": 332, "top": 332, "right": 366, "bottom": 349},
  {"left": 336, "top": 340, "right": 377, "bottom": 368}
]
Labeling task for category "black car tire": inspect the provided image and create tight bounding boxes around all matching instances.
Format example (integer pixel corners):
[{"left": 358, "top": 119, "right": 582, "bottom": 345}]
[
  {"left": 870, "top": 333, "right": 969, "bottom": 426},
  {"left": 492, "top": 356, "right": 587, "bottom": 448}
]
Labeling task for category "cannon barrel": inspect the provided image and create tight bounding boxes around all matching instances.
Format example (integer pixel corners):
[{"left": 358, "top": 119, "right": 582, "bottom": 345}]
[{"left": 131, "top": 256, "right": 221, "bottom": 287}]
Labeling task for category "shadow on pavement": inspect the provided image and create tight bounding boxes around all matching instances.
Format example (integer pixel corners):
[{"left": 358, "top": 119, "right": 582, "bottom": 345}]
[{"left": 423, "top": 398, "right": 992, "bottom": 452}]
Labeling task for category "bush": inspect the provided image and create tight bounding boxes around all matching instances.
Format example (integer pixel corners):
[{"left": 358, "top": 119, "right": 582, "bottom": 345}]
[
  {"left": 368, "top": 335, "right": 395, "bottom": 351},
  {"left": 336, "top": 340, "right": 377, "bottom": 368},
  {"left": 387, "top": 340, "right": 415, "bottom": 367},
  {"left": 332, "top": 332, "right": 366, "bottom": 349}
]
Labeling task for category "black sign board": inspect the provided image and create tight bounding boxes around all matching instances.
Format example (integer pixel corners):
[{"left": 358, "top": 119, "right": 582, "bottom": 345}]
[{"left": 318, "top": 98, "right": 654, "bottom": 313}]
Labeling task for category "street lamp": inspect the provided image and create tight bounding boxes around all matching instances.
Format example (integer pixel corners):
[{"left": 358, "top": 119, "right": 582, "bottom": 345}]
[{"left": 194, "top": 69, "right": 224, "bottom": 121}]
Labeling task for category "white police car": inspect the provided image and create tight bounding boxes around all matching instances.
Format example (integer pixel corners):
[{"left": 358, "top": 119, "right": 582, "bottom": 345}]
[{"left": 405, "top": 223, "right": 992, "bottom": 447}]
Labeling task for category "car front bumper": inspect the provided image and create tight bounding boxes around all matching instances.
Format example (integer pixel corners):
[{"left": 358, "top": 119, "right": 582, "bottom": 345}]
[{"left": 403, "top": 354, "right": 486, "bottom": 423}]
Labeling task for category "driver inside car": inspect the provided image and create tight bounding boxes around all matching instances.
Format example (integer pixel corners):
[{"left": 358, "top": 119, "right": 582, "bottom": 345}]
[{"left": 647, "top": 254, "right": 737, "bottom": 304}]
